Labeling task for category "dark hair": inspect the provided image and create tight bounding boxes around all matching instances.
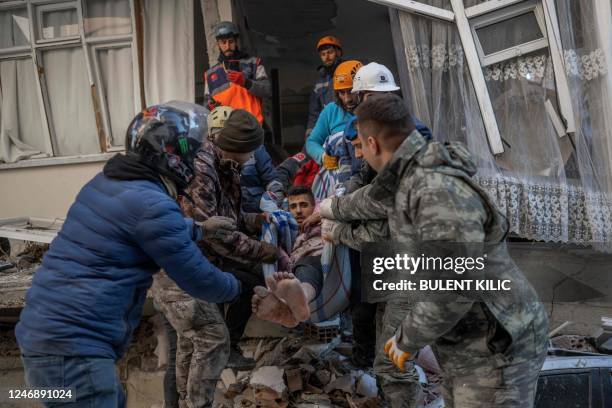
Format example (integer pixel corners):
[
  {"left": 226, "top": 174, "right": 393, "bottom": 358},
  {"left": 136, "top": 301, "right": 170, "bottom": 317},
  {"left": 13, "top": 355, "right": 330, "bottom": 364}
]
[
  {"left": 287, "top": 186, "right": 315, "bottom": 203},
  {"left": 355, "top": 93, "right": 415, "bottom": 145}
]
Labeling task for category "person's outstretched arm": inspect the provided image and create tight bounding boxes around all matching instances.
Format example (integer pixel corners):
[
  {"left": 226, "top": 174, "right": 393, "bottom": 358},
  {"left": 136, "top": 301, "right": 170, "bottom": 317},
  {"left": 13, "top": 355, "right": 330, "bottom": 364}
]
[{"left": 135, "top": 197, "right": 239, "bottom": 303}]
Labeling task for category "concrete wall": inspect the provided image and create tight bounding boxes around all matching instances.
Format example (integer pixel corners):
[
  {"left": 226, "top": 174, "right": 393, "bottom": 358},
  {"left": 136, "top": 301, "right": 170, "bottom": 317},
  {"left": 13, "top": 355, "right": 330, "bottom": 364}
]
[{"left": 0, "top": 162, "right": 104, "bottom": 220}]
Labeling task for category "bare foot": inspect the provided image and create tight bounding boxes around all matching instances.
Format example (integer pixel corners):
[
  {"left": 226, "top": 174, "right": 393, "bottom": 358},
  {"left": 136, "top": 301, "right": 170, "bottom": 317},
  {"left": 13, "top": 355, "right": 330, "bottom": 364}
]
[
  {"left": 251, "top": 286, "right": 298, "bottom": 328},
  {"left": 267, "top": 272, "right": 311, "bottom": 322}
]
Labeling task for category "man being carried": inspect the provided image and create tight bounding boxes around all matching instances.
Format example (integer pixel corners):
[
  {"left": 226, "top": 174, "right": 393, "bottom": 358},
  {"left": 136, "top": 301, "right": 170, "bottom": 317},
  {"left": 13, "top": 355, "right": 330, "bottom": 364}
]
[{"left": 251, "top": 186, "right": 326, "bottom": 327}]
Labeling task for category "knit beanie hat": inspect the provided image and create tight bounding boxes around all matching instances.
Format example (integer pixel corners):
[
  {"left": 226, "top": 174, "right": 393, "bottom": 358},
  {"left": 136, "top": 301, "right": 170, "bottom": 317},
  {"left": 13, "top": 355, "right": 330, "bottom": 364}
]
[{"left": 214, "top": 109, "right": 263, "bottom": 153}]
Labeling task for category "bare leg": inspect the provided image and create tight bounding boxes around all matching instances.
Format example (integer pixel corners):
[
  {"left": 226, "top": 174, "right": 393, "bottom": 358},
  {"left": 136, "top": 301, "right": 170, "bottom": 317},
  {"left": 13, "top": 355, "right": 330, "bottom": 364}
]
[
  {"left": 268, "top": 272, "right": 313, "bottom": 322},
  {"left": 251, "top": 285, "right": 298, "bottom": 328}
]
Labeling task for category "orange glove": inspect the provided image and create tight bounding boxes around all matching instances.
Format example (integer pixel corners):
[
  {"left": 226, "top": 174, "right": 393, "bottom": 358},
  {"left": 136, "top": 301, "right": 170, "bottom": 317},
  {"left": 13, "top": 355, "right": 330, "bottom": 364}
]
[
  {"left": 384, "top": 336, "right": 411, "bottom": 372},
  {"left": 322, "top": 153, "right": 339, "bottom": 170}
]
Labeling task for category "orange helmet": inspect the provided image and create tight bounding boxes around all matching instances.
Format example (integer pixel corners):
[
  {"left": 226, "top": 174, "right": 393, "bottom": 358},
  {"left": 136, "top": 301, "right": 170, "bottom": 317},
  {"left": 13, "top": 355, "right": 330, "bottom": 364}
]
[
  {"left": 317, "top": 35, "right": 342, "bottom": 51},
  {"left": 333, "top": 60, "right": 363, "bottom": 91}
]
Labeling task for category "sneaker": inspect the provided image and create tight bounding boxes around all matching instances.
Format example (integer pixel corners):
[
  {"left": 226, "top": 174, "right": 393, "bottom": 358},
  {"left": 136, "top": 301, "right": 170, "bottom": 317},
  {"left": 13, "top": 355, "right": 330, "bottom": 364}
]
[{"left": 227, "top": 344, "right": 256, "bottom": 370}]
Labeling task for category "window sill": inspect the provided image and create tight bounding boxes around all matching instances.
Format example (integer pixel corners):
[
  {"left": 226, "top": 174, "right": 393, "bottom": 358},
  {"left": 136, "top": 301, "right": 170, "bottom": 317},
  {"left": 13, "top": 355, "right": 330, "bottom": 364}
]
[{"left": 0, "top": 152, "right": 117, "bottom": 170}]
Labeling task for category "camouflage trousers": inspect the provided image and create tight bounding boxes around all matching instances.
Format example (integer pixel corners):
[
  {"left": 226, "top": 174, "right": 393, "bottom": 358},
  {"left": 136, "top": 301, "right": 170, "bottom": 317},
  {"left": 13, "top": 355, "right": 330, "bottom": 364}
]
[
  {"left": 438, "top": 353, "right": 545, "bottom": 407},
  {"left": 157, "top": 298, "right": 229, "bottom": 408},
  {"left": 374, "top": 300, "right": 423, "bottom": 408}
]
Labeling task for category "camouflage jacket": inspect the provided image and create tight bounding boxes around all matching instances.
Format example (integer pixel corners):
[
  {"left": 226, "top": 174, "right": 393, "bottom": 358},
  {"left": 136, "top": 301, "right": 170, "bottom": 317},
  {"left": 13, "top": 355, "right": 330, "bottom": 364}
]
[
  {"left": 332, "top": 131, "right": 548, "bottom": 372},
  {"left": 181, "top": 139, "right": 267, "bottom": 270},
  {"left": 331, "top": 161, "right": 390, "bottom": 251}
]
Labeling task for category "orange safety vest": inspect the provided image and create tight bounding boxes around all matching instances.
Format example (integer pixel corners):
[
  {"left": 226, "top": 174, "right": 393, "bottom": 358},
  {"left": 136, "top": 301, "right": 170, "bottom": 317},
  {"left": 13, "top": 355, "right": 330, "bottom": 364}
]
[{"left": 205, "top": 58, "right": 264, "bottom": 124}]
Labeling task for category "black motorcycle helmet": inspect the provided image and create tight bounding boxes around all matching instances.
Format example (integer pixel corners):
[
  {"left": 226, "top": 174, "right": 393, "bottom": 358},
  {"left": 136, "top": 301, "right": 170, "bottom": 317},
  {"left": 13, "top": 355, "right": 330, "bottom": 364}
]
[{"left": 125, "top": 101, "right": 208, "bottom": 190}]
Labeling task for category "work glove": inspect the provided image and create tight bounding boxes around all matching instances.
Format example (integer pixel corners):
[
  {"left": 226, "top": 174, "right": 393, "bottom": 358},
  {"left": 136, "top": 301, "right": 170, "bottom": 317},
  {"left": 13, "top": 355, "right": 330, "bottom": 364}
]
[
  {"left": 196, "top": 216, "right": 237, "bottom": 242},
  {"left": 226, "top": 70, "right": 246, "bottom": 87},
  {"left": 321, "top": 152, "right": 339, "bottom": 170},
  {"left": 319, "top": 198, "right": 335, "bottom": 220},
  {"left": 384, "top": 335, "right": 412, "bottom": 372},
  {"left": 259, "top": 241, "right": 279, "bottom": 263},
  {"left": 321, "top": 219, "right": 340, "bottom": 244}
]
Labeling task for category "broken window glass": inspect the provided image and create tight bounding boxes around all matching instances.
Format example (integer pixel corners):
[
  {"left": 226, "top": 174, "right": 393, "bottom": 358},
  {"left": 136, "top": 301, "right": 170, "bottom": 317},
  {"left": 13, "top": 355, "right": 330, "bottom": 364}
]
[
  {"left": 482, "top": 49, "right": 574, "bottom": 176},
  {"left": 0, "top": 8, "right": 30, "bottom": 49}
]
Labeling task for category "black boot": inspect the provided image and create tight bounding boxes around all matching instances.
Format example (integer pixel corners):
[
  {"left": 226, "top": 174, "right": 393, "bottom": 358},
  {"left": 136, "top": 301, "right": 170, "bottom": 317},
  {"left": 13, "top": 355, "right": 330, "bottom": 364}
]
[{"left": 227, "top": 344, "right": 256, "bottom": 370}]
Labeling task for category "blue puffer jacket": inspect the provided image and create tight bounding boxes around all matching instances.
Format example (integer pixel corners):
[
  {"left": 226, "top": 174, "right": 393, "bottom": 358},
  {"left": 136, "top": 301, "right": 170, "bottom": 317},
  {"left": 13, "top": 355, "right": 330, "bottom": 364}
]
[
  {"left": 241, "top": 145, "right": 283, "bottom": 213},
  {"left": 15, "top": 173, "right": 239, "bottom": 360}
]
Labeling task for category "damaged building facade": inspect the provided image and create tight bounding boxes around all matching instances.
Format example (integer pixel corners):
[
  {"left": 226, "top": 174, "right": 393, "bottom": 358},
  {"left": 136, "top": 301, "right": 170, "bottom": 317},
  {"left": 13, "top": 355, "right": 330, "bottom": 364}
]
[
  {"left": 1, "top": 0, "right": 610, "bottom": 246},
  {"left": 0, "top": 0, "right": 611, "bottom": 406}
]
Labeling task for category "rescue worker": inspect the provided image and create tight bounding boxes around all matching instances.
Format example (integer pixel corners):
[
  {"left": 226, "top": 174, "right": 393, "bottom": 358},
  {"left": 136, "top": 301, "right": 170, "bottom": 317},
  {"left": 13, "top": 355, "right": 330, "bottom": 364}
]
[
  {"left": 207, "top": 107, "right": 284, "bottom": 212},
  {"left": 307, "top": 35, "right": 344, "bottom": 137},
  {"left": 305, "top": 60, "right": 362, "bottom": 171},
  {"left": 15, "top": 102, "right": 241, "bottom": 407},
  {"left": 153, "top": 109, "right": 278, "bottom": 406},
  {"left": 322, "top": 94, "right": 549, "bottom": 407},
  {"left": 205, "top": 21, "right": 271, "bottom": 125},
  {"left": 346, "top": 62, "right": 432, "bottom": 185}
]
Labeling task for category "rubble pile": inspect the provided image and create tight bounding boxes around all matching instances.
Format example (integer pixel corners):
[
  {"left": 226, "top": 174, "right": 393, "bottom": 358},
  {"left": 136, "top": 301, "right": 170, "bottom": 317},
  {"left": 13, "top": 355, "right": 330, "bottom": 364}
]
[
  {"left": 15, "top": 243, "right": 48, "bottom": 270},
  {"left": 212, "top": 336, "right": 443, "bottom": 408},
  {"left": 0, "top": 330, "right": 20, "bottom": 357},
  {"left": 212, "top": 336, "right": 380, "bottom": 408}
]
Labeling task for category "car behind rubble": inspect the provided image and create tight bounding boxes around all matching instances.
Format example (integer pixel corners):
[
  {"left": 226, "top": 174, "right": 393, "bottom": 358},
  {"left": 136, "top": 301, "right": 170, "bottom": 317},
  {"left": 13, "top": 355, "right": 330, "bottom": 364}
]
[{"left": 535, "top": 351, "right": 612, "bottom": 408}]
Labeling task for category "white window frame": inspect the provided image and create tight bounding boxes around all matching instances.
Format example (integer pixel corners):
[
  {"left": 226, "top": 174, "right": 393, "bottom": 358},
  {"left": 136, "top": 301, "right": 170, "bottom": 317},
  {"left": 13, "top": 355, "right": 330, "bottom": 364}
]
[
  {"left": 470, "top": 0, "right": 548, "bottom": 67},
  {"left": 0, "top": 0, "right": 141, "bottom": 170},
  {"left": 0, "top": 2, "right": 32, "bottom": 56},
  {"left": 34, "top": 1, "right": 80, "bottom": 44},
  {"left": 368, "top": 0, "right": 455, "bottom": 21},
  {"left": 90, "top": 41, "right": 139, "bottom": 151},
  {"left": 383, "top": 0, "right": 578, "bottom": 154}
]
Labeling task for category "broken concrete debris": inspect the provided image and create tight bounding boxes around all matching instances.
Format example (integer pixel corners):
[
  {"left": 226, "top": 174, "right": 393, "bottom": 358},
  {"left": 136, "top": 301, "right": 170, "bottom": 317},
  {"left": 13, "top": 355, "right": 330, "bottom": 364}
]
[
  {"left": 250, "top": 366, "right": 288, "bottom": 399},
  {"left": 213, "top": 336, "right": 386, "bottom": 408}
]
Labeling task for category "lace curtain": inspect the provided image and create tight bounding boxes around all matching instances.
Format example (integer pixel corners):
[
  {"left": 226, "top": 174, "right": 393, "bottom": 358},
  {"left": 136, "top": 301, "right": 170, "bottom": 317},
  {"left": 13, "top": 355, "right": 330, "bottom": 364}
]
[{"left": 395, "top": 0, "right": 612, "bottom": 249}]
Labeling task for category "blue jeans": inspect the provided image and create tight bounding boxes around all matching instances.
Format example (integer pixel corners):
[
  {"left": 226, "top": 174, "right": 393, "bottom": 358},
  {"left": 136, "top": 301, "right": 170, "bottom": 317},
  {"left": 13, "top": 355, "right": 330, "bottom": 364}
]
[{"left": 21, "top": 355, "right": 125, "bottom": 407}]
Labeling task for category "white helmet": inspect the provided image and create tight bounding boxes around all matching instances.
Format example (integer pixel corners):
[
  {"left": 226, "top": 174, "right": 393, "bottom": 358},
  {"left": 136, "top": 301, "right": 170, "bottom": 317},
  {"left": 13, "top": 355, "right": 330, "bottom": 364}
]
[{"left": 351, "top": 62, "right": 400, "bottom": 93}]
